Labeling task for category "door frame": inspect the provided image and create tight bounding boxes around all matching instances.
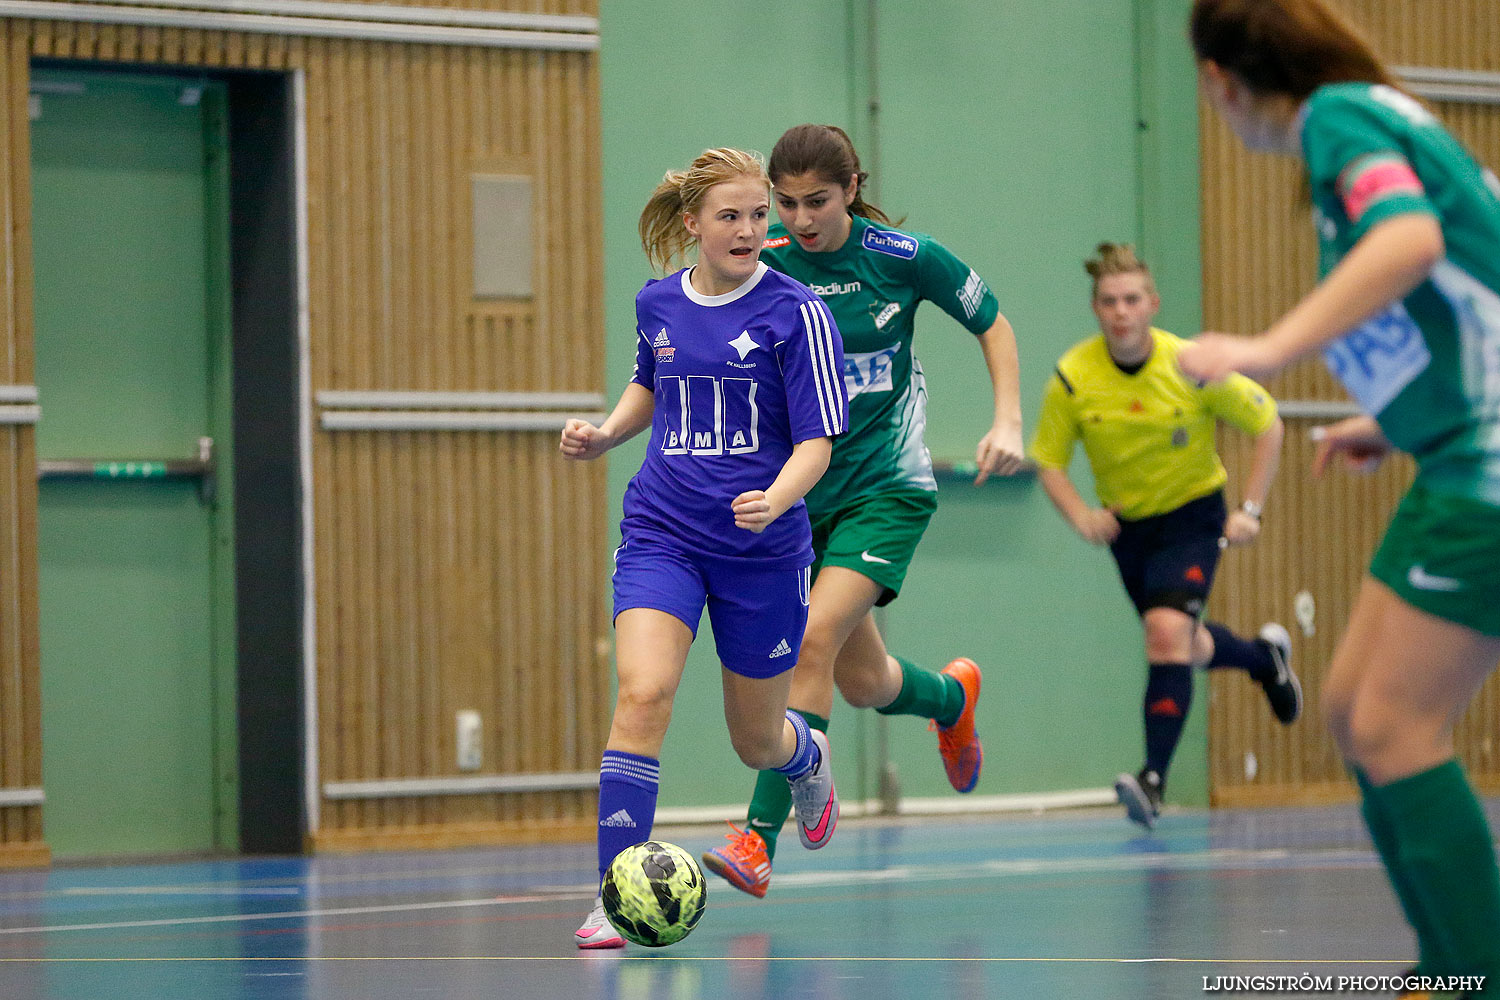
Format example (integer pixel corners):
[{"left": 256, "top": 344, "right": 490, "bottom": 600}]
[
  {"left": 225, "top": 67, "right": 309, "bottom": 854},
  {"left": 32, "top": 59, "right": 310, "bottom": 854}
]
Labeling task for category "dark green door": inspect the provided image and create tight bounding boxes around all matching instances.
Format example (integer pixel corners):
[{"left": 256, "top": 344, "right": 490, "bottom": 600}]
[{"left": 31, "top": 68, "right": 237, "bottom": 857}]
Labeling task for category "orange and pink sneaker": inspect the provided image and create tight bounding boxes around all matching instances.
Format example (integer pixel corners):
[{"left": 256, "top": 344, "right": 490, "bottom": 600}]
[
  {"left": 701, "top": 823, "right": 773, "bottom": 898},
  {"left": 933, "top": 657, "right": 984, "bottom": 793}
]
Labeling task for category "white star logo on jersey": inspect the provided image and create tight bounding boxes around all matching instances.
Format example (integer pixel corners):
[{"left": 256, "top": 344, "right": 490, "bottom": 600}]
[{"left": 729, "top": 330, "right": 758, "bottom": 360}]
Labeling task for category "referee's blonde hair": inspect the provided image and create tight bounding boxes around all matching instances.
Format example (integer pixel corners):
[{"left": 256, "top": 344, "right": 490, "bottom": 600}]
[
  {"left": 639, "top": 148, "right": 770, "bottom": 274},
  {"left": 1085, "top": 242, "right": 1156, "bottom": 298}
]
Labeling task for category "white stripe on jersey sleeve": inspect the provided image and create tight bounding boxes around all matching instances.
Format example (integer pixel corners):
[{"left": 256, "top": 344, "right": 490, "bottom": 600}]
[
  {"left": 796, "top": 302, "right": 832, "bottom": 433},
  {"left": 799, "top": 300, "right": 843, "bottom": 436},
  {"left": 632, "top": 327, "right": 648, "bottom": 382},
  {"left": 817, "top": 300, "right": 844, "bottom": 434},
  {"left": 811, "top": 299, "right": 844, "bottom": 434}
]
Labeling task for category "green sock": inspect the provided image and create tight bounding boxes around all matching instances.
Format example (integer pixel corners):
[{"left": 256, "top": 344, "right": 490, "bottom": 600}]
[
  {"left": 875, "top": 656, "right": 964, "bottom": 728},
  {"left": 1371, "top": 759, "right": 1500, "bottom": 979},
  {"left": 1355, "top": 768, "right": 1450, "bottom": 974},
  {"left": 745, "top": 709, "right": 828, "bottom": 862}
]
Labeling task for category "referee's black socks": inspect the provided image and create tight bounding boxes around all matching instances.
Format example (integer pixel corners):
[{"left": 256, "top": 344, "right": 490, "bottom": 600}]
[
  {"left": 1204, "top": 621, "right": 1275, "bottom": 680},
  {"left": 1143, "top": 662, "right": 1193, "bottom": 779}
]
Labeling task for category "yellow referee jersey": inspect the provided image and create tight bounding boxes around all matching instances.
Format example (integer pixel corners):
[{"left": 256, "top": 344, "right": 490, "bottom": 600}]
[{"left": 1030, "top": 328, "right": 1278, "bottom": 520}]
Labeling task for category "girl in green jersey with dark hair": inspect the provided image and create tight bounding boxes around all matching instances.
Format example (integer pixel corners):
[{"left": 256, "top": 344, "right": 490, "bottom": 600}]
[
  {"left": 1182, "top": 1, "right": 1500, "bottom": 993},
  {"left": 702, "top": 123, "right": 1026, "bottom": 898}
]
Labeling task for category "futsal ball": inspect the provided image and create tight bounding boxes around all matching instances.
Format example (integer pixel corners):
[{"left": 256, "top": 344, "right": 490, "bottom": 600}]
[{"left": 600, "top": 840, "right": 707, "bottom": 947}]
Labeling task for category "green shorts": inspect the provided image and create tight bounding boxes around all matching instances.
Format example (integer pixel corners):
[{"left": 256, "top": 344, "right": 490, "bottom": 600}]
[
  {"left": 809, "top": 489, "right": 938, "bottom": 607},
  {"left": 1370, "top": 482, "right": 1500, "bottom": 636}
]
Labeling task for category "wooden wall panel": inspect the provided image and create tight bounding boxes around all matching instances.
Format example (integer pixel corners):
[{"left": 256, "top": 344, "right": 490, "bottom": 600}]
[
  {"left": 41, "top": 2, "right": 601, "bottom": 12},
  {"left": 296, "top": 35, "right": 607, "bottom": 847},
  {"left": 323, "top": 0, "right": 596, "bottom": 14},
  {"left": 1339, "top": 0, "right": 1500, "bottom": 72},
  {"left": 1205, "top": 0, "right": 1500, "bottom": 806},
  {"left": 0, "top": 17, "right": 46, "bottom": 867},
  {"left": 1211, "top": 431, "right": 1417, "bottom": 804},
  {"left": 0, "top": 11, "right": 607, "bottom": 859}
]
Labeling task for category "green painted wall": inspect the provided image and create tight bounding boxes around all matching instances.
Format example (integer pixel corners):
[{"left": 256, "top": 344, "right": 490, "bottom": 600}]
[{"left": 596, "top": 1, "right": 1205, "bottom": 809}]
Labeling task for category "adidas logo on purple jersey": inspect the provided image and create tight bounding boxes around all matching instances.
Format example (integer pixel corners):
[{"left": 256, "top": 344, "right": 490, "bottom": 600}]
[{"left": 653, "top": 328, "right": 675, "bottom": 363}]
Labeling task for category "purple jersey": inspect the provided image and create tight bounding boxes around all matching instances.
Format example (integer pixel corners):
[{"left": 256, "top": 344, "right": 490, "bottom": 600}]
[{"left": 623, "top": 262, "right": 847, "bottom": 567}]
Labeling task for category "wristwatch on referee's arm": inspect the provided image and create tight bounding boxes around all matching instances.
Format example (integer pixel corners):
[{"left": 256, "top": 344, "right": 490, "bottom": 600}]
[{"left": 1240, "top": 499, "right": 1263, "bottom": 521}]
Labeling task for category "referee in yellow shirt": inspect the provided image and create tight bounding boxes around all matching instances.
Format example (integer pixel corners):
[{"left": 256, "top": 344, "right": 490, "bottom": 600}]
[{"left": 1031, "top": 243, "right": 1302, "bottom": 829}]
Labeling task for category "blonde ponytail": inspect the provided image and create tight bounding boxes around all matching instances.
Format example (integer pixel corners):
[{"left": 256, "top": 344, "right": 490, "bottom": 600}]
[{"left": 638, "top": 147, "right": 770, "bottom": 274}]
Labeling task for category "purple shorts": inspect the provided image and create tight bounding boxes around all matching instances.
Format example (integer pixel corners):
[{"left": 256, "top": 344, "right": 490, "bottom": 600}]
[{"left": 612, "top": 534, "right": 811, "bottom": 678}]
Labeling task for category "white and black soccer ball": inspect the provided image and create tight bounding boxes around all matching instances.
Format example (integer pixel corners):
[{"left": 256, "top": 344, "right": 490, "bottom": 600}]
[{"left": 600, "top": 840, "right": 707, "bottom": 947}]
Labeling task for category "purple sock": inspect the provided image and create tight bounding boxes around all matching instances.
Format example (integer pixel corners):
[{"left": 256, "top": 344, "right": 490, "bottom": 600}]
[
  {"left": 596, "top": 750, "right": 659, "bottom": 886},
  {"left": 771, "top": 710, "right": 818, "bottom": 780}
]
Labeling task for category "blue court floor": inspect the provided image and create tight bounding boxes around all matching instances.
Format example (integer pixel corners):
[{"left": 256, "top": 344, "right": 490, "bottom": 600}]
[{"left": 2, "top": 799, "right": 1495, "bottom": 999}]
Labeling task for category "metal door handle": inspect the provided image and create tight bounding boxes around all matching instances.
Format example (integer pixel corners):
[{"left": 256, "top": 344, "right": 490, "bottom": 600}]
[{"left": 39, "top": 436, "right": 217, "bottom": 503}]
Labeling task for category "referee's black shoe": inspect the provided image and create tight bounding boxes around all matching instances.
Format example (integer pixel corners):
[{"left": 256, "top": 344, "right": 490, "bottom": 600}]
[{"left": 1256, "top": 622, "right": 1303, "bottom": 725}]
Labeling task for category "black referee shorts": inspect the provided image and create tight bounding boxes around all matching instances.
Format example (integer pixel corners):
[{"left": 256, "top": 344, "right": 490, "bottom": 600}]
[{"left": 1108, "top": 491, "right": 1226, "bottom": 617}]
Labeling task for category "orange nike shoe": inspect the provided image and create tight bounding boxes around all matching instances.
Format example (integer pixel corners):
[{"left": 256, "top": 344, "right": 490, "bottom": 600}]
[
  {"left": 701, "top": 823, "right": 772, "bottom": 898},
  {"left": 933, "top": 657, "right": 983, "bottom": 793}
]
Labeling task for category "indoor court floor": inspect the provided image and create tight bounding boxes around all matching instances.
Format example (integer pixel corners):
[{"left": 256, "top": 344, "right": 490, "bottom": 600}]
[{"left": 3, "top": 799, "right": 1495, "bottom": 999}]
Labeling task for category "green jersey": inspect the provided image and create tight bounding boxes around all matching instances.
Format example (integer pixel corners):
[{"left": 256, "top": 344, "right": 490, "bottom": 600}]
[
  {"left": 1302, "top": 82, "right": 1500, "bottom": 504},
  {"left": 761, "top": 214, "right": 1000, "bottom": 510}
]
